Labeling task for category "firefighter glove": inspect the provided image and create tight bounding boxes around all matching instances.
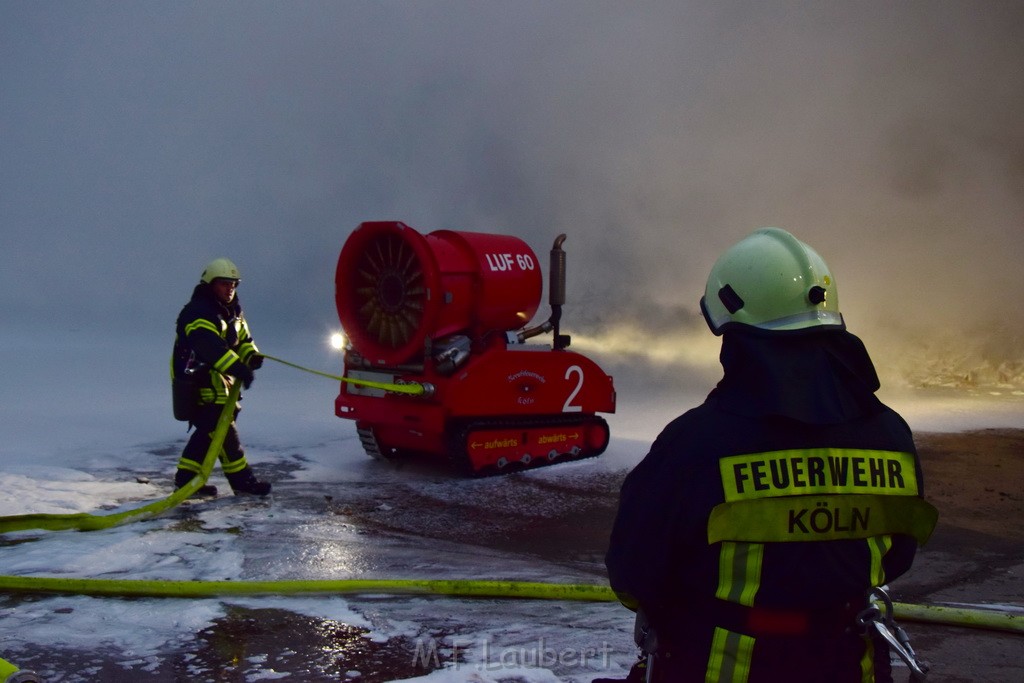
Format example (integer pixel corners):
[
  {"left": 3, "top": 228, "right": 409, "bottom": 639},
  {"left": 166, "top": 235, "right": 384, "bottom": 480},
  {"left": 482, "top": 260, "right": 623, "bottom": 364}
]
[{"left": 232, "top": 362, "right": 255, "bottom": 389}]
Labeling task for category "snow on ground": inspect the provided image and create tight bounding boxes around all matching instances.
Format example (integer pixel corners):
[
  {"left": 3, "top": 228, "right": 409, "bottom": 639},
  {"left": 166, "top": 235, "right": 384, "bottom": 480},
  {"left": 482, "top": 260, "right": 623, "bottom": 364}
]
[{"left": 1, "top": 331, "right": 1022, "bottom": 681}]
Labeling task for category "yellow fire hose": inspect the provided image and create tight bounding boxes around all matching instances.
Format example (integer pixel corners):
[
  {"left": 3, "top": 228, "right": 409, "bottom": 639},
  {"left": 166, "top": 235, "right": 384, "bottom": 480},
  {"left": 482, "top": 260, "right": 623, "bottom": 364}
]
[
  {"left": 260, "top": 354, "right": 427, "bottom": 395},
  {"left": 0, "top": 656, "right": 41, "bottom": 683},
  {"left": 0, "top": 573, "right": 1019, "bottom": 634},
  {"left": 889, "top": 601, "right": 1024, "bottom": 635},
  {"left": 0, "top": 576, "right": 611, "bottom": 602},
  {"left": 0, "top": 383, "right": 241, "bottom": 535}
]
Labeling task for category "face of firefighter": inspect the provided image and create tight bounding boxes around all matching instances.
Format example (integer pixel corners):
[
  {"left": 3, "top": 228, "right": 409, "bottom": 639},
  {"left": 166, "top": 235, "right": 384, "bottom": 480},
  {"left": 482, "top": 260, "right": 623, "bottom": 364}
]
[{"left": 211, "top": 278, "right": 238, "bottom": 304}]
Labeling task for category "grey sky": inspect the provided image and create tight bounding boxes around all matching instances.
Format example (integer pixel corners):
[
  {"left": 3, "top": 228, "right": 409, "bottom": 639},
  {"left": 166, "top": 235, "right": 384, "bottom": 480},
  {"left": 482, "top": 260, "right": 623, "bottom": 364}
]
[{"left": 2, "top": 1, "right": 1022, "bottom": 382}]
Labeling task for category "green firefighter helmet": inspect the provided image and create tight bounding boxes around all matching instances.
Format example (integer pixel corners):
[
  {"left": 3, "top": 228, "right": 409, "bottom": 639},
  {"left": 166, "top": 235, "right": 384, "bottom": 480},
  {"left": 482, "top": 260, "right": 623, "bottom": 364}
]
[
  {"left": 200, "top": 258, "right": 241, "bottom": 284},
  {"left": 700, "top": 227, "right": 844, "bottom": 335}
]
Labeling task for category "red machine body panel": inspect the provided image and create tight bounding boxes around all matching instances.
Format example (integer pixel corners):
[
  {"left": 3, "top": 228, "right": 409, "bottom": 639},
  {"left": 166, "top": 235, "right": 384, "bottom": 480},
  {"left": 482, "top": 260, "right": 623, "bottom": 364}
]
[{"left": 444, "top": 346, "right": 615, "bottom": 416}]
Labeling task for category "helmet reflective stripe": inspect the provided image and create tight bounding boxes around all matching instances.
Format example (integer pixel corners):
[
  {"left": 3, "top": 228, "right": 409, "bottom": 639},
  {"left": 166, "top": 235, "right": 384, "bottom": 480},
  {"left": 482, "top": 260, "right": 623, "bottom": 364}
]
[
  {"left": 701, "top": 227, "right": 844, "bottom": 335},
  {"left": 200, "top": 258, "right": 241, "bottom": 284}
]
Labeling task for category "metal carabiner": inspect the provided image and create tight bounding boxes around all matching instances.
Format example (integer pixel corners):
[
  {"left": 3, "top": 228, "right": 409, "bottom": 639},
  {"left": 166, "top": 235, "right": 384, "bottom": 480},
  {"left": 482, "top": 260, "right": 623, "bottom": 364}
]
[{"left": 857, "top": 587, "right": 929, "bottom": 680}]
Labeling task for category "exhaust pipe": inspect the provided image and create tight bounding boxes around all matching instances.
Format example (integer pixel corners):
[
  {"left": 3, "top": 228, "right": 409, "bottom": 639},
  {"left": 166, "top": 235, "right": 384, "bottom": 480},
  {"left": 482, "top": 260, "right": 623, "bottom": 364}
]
[
  {"left": 549, "top": 234, "right": 570, "bottom": 349},
  {"left": 512, "top": 234, "right": 571, "bottom": 348}
]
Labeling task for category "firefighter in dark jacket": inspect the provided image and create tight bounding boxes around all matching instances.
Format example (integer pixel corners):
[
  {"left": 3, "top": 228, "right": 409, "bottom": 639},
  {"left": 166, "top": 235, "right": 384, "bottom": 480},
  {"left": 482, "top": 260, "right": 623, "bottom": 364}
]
[
  {"left": 171, "top": 258, "right": 271, "bottom": 496},
  {"left": 605, "top": 228, "right": 936, "bottom": 682}
]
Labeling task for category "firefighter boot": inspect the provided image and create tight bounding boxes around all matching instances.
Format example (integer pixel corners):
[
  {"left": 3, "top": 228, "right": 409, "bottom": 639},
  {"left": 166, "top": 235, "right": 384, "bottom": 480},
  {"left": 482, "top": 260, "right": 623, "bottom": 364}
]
[
  {"left": 174, "top": 468, "right": 218, "bottom": 497},
  {"left": 228, "top": 468, "right": 272, "bottom": 496}
]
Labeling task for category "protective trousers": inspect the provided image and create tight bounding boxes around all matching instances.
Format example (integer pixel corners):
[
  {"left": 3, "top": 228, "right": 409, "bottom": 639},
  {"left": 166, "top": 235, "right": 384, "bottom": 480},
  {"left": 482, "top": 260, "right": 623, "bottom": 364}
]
[{"left": 175, "top": 403, "right": 251, "bottom": 486}]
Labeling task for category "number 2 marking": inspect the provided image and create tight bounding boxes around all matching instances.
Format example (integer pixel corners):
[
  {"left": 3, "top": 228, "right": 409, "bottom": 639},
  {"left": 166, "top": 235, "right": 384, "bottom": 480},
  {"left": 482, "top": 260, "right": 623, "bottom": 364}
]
[{"left": 563, "top": 365, "right": 584, "bottom": 413}]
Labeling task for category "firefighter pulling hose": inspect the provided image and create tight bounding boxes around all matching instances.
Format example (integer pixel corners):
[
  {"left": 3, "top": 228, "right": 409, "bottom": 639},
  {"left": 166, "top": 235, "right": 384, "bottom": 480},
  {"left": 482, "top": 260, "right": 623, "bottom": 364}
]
[{"left": 170, "top": 258, "right": 271, "bottom": 497}]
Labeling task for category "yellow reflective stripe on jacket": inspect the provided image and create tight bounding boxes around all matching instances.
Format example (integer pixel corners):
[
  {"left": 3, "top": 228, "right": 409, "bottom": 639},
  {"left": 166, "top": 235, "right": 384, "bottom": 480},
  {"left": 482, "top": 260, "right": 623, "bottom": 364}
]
[
  {"left": 720, "top": 449, "right": 919, "bottom": 502},
  {"left": 238, "top": 341, "right": 258, "bottom": 362},
  {"left": 199, "top": 387, "right": 225, "bottom": 404},
  {"left": 705, "top": 627, "right": 754, "bottom": 683},
  {"left": 715, "top": 541, "right": 763, "bottom": 607},
  {"left": 867, "top": 534, "right": 894, "bottom": 585},
  {"left": 213, "top": 349, "right": 240, "bottom": 374},
  {"left": 707, "top": 495, "right": 938, "bottom": 545},
  {"left": 200, "top": 376, "right": 231, "bottom": 404},
  {"left": 184, "top": 318, "right": 222, "bottom": 336}
]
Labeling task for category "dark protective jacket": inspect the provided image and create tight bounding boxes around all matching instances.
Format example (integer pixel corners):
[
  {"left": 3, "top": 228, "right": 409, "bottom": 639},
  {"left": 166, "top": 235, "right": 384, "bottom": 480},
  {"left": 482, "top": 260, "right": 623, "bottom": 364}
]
[
  {"left": 171, "top": 283, "right": 258, "bottom": 406},
  {"left": 605, "top": 330, "right": 935, "bottom": 682}
]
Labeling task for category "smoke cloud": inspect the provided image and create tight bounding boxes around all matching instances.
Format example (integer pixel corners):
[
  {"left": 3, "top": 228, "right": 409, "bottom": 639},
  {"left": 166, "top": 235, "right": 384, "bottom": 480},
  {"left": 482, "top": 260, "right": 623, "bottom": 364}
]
[{"left": 2, "top": 1, "right": 1022, "bottom": 389}]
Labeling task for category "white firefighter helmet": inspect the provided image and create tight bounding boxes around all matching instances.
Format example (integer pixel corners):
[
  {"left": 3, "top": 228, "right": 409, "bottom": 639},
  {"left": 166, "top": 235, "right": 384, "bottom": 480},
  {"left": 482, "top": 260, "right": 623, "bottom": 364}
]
[
  {"left": 700, "top": 227, "right": 844, "bottom": 335},
  {"left": 200, "top": 258, "right": 241, "bottom": 284}
]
